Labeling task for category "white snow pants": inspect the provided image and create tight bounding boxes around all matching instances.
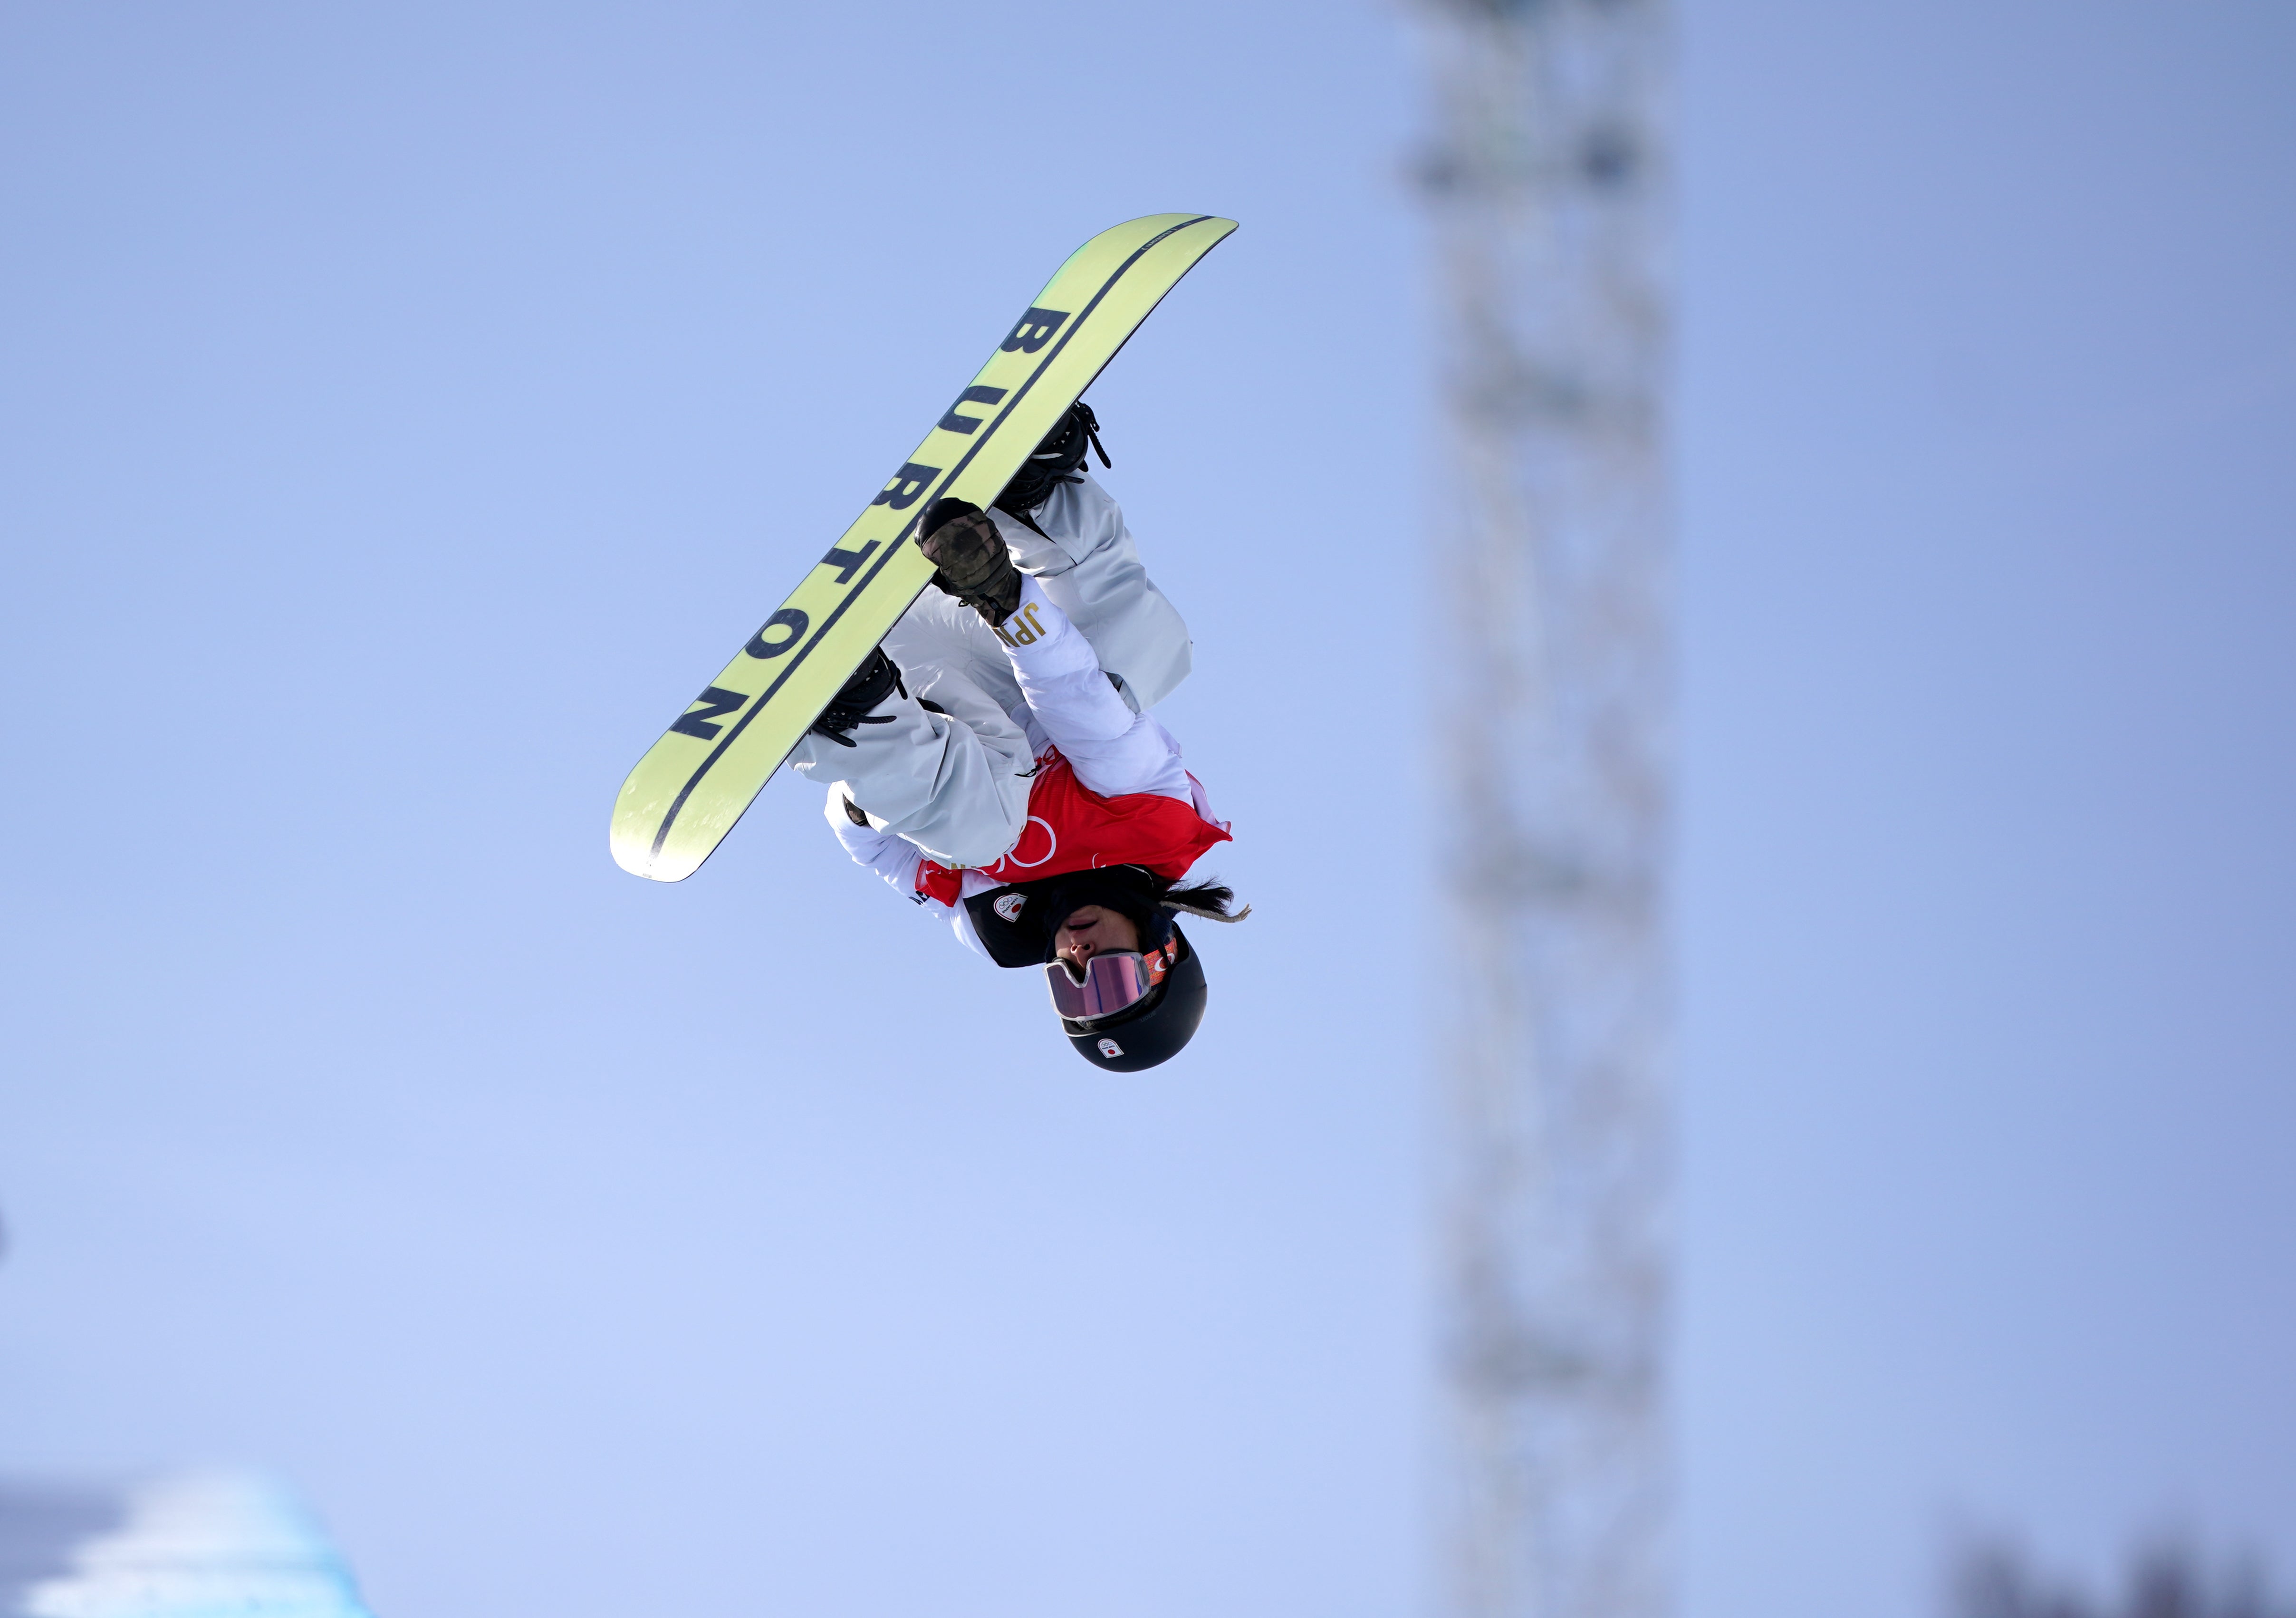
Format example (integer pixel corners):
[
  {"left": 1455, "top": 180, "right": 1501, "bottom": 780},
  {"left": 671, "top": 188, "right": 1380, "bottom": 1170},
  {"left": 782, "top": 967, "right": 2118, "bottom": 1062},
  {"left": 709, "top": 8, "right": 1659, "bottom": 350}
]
[{"left": 786, "top": 470, "right": 1192, "bottom": 870}]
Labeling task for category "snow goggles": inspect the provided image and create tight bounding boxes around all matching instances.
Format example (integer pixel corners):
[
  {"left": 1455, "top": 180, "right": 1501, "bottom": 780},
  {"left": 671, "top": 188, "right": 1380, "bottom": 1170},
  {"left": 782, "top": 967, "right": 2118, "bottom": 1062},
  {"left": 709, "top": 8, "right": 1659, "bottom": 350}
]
[{"left": 1044, "top": 941, "right": 1174, "bottom": 1023}]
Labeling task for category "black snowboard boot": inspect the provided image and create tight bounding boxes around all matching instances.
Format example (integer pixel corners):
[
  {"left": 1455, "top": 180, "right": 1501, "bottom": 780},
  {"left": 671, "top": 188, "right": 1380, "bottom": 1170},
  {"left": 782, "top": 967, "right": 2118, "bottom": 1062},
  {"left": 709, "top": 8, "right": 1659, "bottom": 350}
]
[
  {"left": 808, "top": 647, "right": 906, "bottom": 749},
  {"left": 918, "top": 498, "right": 1022, "bottom": 627}
]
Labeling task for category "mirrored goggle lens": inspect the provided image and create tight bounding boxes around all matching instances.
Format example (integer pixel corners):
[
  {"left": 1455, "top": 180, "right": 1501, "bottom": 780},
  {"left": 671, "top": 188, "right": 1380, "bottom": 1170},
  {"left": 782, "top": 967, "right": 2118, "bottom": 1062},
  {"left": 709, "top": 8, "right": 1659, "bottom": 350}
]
[{"left": 1045, "top": 951, "right": 1153, "bottom": 1021}]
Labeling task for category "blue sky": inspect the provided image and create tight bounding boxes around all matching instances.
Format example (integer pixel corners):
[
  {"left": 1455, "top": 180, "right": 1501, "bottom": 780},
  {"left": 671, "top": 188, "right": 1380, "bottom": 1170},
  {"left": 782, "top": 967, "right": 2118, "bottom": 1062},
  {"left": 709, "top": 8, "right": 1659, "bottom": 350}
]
[{"left": 1, "top": 4, "right": 2289, "bottom": 1617}]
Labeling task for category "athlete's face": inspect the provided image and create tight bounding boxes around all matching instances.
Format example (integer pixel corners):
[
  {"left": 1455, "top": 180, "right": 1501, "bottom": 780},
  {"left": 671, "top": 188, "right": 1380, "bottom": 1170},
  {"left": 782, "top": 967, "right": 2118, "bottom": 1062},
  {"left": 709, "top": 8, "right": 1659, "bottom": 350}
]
[{"left": 1056, "top": 905, "right": 1142, "bottom": 967}]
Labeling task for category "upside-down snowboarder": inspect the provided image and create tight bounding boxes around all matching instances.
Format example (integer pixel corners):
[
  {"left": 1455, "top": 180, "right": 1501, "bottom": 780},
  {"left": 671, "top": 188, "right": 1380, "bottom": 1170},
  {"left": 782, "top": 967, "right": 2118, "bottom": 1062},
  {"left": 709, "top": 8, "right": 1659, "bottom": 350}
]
[{"left": 784, "top": 403, "right": 1246, "bottom": 1071}]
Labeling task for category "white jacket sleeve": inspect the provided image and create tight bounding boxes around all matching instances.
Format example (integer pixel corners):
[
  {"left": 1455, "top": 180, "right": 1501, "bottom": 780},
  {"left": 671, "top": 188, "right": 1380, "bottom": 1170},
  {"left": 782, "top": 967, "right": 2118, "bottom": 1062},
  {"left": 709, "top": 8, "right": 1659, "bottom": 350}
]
[
  {"left": 988, "top": 472, "right": 1193, "bottom": 713},
  {"left": 996, "top": 576, "right": 1191, "bottom": 803},
  {"left": 823, "top": 790, "right": 940, "bottom": 908},
  {"left": 821, "top": 796, "right": 1004, "bottom": 969}
]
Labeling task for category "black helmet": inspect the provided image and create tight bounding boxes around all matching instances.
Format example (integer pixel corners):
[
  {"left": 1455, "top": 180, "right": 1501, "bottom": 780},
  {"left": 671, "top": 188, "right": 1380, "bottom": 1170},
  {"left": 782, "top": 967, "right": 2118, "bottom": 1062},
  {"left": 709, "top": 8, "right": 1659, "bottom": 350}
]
[
  {"left": 1058, "top": 926, "right": 1206, "bottom": 1072},
  {"left": 961, "top": 867, "right": 1221, "bottom": 1073},
  {"left": 996, "top": 401, "right": 1112, "bottom": 517}
]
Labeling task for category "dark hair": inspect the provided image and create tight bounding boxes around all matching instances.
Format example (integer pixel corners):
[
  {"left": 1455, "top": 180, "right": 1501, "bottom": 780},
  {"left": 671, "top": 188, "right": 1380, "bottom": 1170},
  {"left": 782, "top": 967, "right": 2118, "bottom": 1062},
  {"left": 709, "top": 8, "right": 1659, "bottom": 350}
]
[{"left": 1157, "top": 877, "right": 1243, "bottom": 923}]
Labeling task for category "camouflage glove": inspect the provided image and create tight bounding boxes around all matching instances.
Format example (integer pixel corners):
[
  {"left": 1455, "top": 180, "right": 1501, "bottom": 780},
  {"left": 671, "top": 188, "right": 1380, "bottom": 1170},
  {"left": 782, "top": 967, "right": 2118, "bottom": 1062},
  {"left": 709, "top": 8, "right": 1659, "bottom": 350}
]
[{"left": 918, "top": 497, "right": 1022, "bottom": 627}]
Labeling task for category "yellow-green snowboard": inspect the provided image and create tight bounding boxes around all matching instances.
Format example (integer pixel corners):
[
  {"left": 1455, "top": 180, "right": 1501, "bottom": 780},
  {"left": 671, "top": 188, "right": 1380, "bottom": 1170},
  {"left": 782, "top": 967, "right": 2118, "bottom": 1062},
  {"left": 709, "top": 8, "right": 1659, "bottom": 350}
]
[{"left": 610, "top": 213, "right": 1238, "bottom": 882}]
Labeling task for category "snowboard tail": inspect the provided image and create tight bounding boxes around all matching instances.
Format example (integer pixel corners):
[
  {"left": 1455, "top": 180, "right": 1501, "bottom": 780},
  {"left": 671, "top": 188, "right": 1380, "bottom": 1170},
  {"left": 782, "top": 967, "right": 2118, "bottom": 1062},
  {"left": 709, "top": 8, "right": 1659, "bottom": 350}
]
[{"left": 610, "top": 212, "right": 1237, "bottom": 882}]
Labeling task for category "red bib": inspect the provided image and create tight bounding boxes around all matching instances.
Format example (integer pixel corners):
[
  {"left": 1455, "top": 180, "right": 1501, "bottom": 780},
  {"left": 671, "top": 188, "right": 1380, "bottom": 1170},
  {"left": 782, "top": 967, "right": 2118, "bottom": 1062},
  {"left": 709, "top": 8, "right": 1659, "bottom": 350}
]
[{"left": 915, "top": 750, "right": 1231, "bottom": 906}]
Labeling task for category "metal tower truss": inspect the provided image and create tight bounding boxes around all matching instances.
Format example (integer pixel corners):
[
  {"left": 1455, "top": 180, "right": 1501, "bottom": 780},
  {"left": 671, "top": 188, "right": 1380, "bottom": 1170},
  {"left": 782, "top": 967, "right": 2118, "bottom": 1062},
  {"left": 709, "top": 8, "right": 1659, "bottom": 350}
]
[{"left": 1409, "top": 3, "right": 1675, "bottom": 1617}]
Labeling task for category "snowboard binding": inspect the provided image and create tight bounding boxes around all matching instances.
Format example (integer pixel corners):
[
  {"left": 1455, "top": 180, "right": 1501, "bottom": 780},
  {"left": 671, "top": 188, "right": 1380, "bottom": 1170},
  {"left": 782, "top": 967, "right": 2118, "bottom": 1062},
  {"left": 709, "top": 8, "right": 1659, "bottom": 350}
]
[{"left": 808, "top": 647, "right": 906, "bottom": 749}]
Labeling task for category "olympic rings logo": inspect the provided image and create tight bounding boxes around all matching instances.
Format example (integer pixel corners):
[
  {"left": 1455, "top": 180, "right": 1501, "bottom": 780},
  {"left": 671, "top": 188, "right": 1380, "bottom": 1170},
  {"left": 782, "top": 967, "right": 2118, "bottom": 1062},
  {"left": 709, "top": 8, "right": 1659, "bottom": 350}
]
[{"left": 1001, "top": 816, "right": 1059, "bottom": 869}]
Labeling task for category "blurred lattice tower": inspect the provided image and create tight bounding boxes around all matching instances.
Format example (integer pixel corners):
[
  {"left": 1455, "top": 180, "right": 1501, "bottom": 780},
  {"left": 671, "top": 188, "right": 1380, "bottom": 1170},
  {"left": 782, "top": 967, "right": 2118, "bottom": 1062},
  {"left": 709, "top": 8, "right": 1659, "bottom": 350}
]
[{"left": 1408, "top": 3, "right": 1673, "bottom": 1618}]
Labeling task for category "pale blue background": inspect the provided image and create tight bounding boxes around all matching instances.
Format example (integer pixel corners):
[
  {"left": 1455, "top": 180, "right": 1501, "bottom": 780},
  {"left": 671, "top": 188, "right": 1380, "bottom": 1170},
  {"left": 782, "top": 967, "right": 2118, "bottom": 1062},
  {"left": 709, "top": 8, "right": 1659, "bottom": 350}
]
[{"left": 1, "top": 4, "right": 2289, "bottom": 1617}]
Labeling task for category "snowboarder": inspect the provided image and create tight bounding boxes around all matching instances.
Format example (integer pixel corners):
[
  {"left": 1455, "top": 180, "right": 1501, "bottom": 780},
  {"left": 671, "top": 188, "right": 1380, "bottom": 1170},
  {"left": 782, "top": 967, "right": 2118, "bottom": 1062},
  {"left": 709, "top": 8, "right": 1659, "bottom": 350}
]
[{"left": 786, "top": 403, "right": 1246, "bottom": 1072}]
